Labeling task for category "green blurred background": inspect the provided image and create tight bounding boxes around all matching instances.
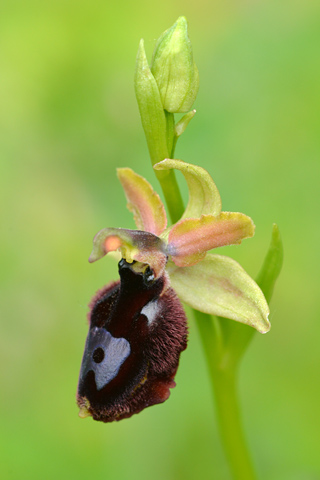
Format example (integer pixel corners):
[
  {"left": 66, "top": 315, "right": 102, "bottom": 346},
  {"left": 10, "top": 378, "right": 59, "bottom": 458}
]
[{"left": 1, "top": 1, "right": 319, "bottom": 479}]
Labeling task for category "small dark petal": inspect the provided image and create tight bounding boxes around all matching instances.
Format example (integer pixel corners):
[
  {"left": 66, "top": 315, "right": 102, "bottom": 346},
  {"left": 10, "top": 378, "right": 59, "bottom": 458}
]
[{"left": 77, "top": 260, "right": 188, "bottom": 422}]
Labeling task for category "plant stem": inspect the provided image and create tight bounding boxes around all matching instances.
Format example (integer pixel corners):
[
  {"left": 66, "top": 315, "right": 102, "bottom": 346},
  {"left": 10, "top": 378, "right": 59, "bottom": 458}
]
[
  {"left": 195, "top": 311, "right": 257, "bottom": 480},
  {"left": 153, "top": 169, "right": 184, "bottom": 224},
  {"left": 213, "top": 369, "right": 256, "bottom": 480},
  {"left": 157, "top": 168, "right": 257, "bottom": 479}
]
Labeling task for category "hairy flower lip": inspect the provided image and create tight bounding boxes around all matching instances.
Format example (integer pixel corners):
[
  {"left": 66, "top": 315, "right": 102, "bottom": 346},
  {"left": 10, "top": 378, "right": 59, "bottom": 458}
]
[{"left": 77, "top": 261, "right": 188, "bottom": 423}]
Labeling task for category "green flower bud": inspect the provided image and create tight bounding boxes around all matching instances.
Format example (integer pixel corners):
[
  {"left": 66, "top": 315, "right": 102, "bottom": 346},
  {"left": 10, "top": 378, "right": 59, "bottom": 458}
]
[{"left": 150, "top": 16, "right": 199, "bottom": 113}]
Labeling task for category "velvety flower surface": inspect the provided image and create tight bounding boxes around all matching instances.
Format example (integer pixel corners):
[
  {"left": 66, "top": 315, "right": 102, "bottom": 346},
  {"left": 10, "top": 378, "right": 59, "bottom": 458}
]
[
  {"left": 77, "top": 259, "right": 187, "bottom": 422},
  {"left": 77, "top": 159, "right": 270, "bottom": 422}
]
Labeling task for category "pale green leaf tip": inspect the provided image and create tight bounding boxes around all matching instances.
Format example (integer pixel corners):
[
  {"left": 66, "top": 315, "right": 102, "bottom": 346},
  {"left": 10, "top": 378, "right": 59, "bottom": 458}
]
[
  {"left": 254, "top": 223, "right": 283, "bottom": 333},
  {"left": 174, "top": 110, "right": 196, "bottom": 137},
  {"left": 260, "top": 315, "right": 271, "bottom": 334},
  {"left": 135, "top": 39, "right": 147, "bottom": 70},
  {"left": 175, "top": 16, "right": 188, "bottom": 28},
  {"left": 272, "top": 222, "right": 281, "bottom": 241},
  {"left": 256, "top": 222, "right": 283, "bottom": 305},
  {"left": 165, "top": 16, "right": 188, "bottom": 36}
]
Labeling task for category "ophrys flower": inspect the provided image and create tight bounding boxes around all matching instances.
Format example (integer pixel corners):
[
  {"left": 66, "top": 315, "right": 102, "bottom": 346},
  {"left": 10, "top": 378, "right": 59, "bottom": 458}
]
[{"left": 77, "top": 159, "right": 269, "bottom": 422}]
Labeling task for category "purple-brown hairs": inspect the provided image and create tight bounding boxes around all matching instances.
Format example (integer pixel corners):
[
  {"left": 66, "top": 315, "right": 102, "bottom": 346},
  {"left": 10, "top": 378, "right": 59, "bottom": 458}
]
[{"left": 77, "top": 259, "right": 188, "bottom": 422}]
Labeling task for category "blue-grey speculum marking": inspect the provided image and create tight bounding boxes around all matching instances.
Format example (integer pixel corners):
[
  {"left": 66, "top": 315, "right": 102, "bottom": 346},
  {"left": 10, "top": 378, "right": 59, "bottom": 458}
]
[{"left": 79, "top": 327, "right": 131, "bottom": 391}]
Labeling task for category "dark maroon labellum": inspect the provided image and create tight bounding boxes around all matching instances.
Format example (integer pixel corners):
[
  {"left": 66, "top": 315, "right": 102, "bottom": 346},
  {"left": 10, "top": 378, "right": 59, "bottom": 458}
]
[{"left": 77, "top": 259, "right": 188, "bottom": 422}]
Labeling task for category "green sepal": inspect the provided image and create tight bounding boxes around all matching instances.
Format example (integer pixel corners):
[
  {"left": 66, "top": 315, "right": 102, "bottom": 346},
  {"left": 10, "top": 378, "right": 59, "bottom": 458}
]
[
  {"left": 167, "top": 253, "right": 270, "bottom": 333},
  {"left": 154, "top": 159, "right": 222, "bottom": 219}
]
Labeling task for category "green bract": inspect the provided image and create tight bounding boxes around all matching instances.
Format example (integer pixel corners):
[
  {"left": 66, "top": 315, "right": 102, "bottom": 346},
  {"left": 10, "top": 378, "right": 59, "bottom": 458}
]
[
  {"left": 89, "top": 161, "right": 270, "bottom": 334},
  {"left": 134, "top": 40, "right": 168, "bottom": 167}
]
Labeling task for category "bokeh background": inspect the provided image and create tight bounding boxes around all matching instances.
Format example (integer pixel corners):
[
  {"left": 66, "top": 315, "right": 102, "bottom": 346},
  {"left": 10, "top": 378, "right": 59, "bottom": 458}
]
[{"left": 1, "top": 1, "right": 319, "bottom": 479}]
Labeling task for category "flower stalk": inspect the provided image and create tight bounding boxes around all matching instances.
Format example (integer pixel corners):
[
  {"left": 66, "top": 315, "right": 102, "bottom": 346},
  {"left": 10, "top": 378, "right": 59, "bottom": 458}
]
[
  {"left": 195, "top": 309, "right": 256, "bottom": 480},
  {"left": 134, "top": 17, "right": 283, "bottom": 480}
]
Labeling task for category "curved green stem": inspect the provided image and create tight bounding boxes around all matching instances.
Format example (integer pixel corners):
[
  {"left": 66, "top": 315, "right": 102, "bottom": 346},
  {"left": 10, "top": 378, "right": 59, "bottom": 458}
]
[
  {"left": 154, "top": 168, "right": 184, "bottom": 224},
  {"left": 154, "top": 110, "right": 184, "bottom": 223}
]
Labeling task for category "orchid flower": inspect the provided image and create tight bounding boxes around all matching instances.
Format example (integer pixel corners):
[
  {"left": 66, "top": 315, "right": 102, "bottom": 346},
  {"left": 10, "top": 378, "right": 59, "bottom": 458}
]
[
  {"left": 89, "top": 158, "right": 270, "bottom": 334},
  {"left": 77, "top": 158, "right": 270, "bottom": 422}
]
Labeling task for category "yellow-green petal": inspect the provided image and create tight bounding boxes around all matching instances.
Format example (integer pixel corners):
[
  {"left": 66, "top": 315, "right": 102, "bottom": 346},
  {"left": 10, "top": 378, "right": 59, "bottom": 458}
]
[{"left": 117, "top": 168, "right": 167, "bottom": 236}]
